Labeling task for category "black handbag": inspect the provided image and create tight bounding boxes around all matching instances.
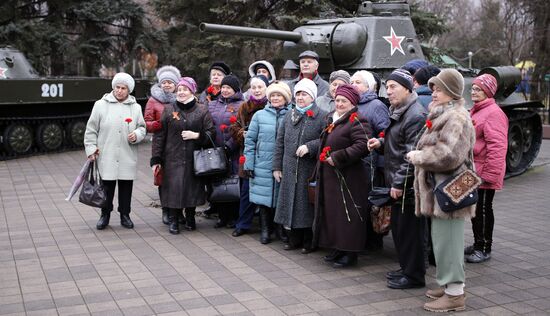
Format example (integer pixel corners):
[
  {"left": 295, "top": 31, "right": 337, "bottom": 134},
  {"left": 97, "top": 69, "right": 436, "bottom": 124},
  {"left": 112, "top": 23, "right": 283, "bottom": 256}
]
[
  {"left": 210, "top": 175, "right": 240, "bottom": 203},
  {"left": 193, "top": 134, "right": 228, "bottom": 177},
  {"left": 433, "top": 165, "right": 482, "bottom": 213},
  {"left": 79, "top": 161, "right": 107, "bottom": 208}
]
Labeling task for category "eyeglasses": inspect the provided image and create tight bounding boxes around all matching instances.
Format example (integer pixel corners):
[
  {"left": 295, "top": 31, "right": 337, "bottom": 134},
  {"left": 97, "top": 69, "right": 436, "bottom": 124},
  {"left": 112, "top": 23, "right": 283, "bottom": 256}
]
[{"left": 471, "top": 87, "right": 483, "bottom": 93}]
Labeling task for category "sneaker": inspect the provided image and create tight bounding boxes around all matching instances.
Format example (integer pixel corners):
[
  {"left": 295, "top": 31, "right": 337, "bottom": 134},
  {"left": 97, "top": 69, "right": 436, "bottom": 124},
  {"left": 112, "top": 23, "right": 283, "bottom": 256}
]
[
  {"left": 423, "top": 293, "right": 465, "bottom": 312},
  {"left": 425, "top": 287, "right": 445, "bottom": 300},
  {"left": 466, "top": 250, "right": 491, "bottom": 263},
  {"left": 464, "top": 245, "right": 475, "bottom": 255}
]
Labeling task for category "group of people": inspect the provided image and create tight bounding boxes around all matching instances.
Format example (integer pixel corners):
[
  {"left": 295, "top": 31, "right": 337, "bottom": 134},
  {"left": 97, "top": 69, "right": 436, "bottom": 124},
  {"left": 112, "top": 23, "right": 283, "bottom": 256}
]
[{"left": 83, "top": 51, "right": 509, "bottom": 313}]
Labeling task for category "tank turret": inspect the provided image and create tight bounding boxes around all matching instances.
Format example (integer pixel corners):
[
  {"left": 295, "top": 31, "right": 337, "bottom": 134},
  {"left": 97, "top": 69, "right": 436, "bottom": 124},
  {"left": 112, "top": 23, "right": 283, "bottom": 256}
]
[
  {"left": 0, "top": 46, "right": 150, "bottom": 159},
  {"left": 200, "top": 1, "right": 543, "bottom": 176}
]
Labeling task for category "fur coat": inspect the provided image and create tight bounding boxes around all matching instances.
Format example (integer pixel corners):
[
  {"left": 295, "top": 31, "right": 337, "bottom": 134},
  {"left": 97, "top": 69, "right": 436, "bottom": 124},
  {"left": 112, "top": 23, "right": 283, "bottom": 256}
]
[{"left": 407, "top": 99, "right": 476, "bottom": 220}]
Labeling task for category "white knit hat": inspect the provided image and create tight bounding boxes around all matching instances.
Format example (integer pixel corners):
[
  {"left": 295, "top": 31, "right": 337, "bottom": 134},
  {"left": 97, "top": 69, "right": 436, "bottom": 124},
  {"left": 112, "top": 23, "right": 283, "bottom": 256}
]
[
  {"left": 294, "top": 78, "right": 317, "bottom": 99},
  {"left": 156, "top": 65, "right": 181, "bottom": 85},
  {"left": 112, "top": 72, "right": 135, "bottom": 93}
]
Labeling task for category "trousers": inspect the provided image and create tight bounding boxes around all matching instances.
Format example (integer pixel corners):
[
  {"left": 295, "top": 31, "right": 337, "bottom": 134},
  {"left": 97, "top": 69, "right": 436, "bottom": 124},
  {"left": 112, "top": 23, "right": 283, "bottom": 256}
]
[
  {"left": 101, "top": 180, "right": 133, "bottom": 214},
  {"left": 471, "top": 189, "right": 495, "bottom": 253}
]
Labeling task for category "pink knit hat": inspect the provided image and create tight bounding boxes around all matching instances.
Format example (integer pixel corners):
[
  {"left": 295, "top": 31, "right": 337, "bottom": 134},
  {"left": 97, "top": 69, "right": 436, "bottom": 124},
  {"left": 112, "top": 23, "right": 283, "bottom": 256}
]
[
  {"left": 177, "top": 77, "right": 197, "bottom": 94},
  {"left": 473, "top": 74, "right": 498, "bottom": 98},
  {"left": 335, "top": 84, "right": 360, "bottom": 106}
]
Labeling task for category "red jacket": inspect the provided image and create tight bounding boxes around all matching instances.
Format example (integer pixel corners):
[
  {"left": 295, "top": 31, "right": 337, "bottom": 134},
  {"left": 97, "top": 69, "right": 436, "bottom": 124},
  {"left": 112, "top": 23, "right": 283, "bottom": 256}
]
[
  {"left": 470, "top": 98, "right": 508, "bottom": 190},
  {"left": 144, "top": 85, "right": 175, "bottom": 133}
]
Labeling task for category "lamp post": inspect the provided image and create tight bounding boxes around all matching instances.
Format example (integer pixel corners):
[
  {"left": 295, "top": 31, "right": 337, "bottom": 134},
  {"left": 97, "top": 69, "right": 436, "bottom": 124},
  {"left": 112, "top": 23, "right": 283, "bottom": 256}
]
[{"left": 468, "top": 51, "right": 473, "bottom": 69}]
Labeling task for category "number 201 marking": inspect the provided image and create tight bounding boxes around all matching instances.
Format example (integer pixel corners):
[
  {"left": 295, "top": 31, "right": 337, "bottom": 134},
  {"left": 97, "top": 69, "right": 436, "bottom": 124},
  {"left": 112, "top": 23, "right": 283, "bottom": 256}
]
[{"left": 41, "top": 83, "right": 64, "bottom": 97}]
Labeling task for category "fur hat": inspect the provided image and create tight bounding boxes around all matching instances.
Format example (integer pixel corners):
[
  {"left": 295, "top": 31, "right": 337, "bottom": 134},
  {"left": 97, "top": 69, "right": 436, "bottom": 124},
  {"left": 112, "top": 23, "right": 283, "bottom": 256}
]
[
  {"left": 428, "top": 69, "right": 464, "bottom": 100},
  {"left": 210, "top": 61, "right": 231, "bottom": 75},
  {"left": 221, "top": 74, "right": 241, "bottom": 93},
  {"left": 402, "top": 59, "right": 430, "bottom": 75},
  {"left": 112, "top": 72, "right": 135, "bottom": 93},
  {"left": 299, "top": 50, "right": 319, "bottom": 61},
  {"left": 473, "top": 73, "right": 498, "bottom": 98},
  {"left": 329, "top": 70, "right": 351, "bottom": 84},
  {"left": 386, "top": 69, "right": 413, "bottom": 92},
  {"left": 294, "top": 78, "right": 317, "bottom": 99},
  {"left": 266, "top": 81, "right": 292, "bottom": 103},
  {"left": 156, "top": 65, "right": 181, "bottom": 85},
  {"left": 177, "top": 77, "right": 197, "bottom": 94},
  {"left": 250, "top": 75, "right": 269, "bottom": 87},
  {"left": 352, "top": 70, "right": 377, "bottom": 92},
  {"left": 414, "top": 65, "right": 441, "bottom": 86},
  {"left": 248, "top": 60, "right": 277, "bottom": 82},
  {"left": 335, "top": 84, "right": 360, "bottom": 106}
]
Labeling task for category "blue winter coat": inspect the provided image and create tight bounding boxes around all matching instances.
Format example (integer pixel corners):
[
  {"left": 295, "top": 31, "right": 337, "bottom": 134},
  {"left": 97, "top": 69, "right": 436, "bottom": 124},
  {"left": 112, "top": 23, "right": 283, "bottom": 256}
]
[
  {"left": 356, "top": 92, "right": 390, "bottom": 168},
  {"left": 416, "top": 85, "right": 432, "bottom": 110},
  {"left": 243, "top": 103, "right": 290, "bottom": 208}
]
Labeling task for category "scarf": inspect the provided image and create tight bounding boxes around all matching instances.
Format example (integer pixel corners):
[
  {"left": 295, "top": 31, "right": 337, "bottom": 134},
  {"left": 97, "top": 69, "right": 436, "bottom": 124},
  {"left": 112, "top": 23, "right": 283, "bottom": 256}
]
[
  {"left": 295, "top": 103, "right": 313, "bottom": 114},
  {"left": 249, "top": 95, "right": 268, "bottom": 107},
  {"left": 300, "top": 70, "right": 318, "bottom": 80}
]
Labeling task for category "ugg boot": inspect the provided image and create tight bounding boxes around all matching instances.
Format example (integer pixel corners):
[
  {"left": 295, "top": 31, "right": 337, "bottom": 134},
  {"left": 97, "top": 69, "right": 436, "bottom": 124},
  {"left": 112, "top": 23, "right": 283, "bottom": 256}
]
[
  {"left": 96, "top": 210, "right": 111, "bottom": 230},
  {"left": 184, "top": 208, "right": 196, "bottom": 231},
  {"left": 423, "top": 294, "right": 465, "bottom": 312},
  {"left": 162, "top": 207, "right": 170, "bottom": 225},
  {"left": 425, "top": 288, "right": 445, "bottom": 300},
  {"left": 169, "top": 209, "right": 179, "bottom": 234},
  {"left": 259, "top": 207, "right": 271, "bottom": 244}
]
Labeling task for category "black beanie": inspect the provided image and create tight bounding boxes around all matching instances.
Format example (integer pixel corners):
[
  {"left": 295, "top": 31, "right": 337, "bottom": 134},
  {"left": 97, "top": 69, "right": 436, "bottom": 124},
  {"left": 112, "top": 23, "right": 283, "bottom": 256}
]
[
  {"left": 221, "top": 74, "right": 241, "bottom": 93},
  {"left": 386, "top": 69, "right": 413, "bottom": 92},
  {"left": 414, "top": 65, "right": 441, "bottom": 86}
]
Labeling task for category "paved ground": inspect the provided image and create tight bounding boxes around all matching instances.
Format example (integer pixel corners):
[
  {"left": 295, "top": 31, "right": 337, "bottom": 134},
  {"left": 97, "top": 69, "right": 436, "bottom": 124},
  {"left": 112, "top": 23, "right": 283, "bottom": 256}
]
[{"left": 1, "top": 139, "right": 550, "bottom": 316}]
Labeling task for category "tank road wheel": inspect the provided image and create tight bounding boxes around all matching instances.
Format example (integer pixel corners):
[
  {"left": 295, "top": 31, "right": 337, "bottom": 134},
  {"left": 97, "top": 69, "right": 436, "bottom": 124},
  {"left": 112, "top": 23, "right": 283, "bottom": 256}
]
[
  {"left": 3, "top": 124, "right": 33, "bottom": 155},
  {"left": 36, "top": 123, "right": 64, "bottom": 151},
  {"left": 66, "top": 120, "right": 86, "bottom": 147},
  {"left": 506, "top": 122, "right": 524, "bottom": 173}
]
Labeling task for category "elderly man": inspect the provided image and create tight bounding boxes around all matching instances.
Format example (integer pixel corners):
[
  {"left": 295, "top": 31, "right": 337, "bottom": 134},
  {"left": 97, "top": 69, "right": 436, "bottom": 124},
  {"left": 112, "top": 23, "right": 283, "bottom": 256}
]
[
  {"left": 368, "top": 69, "right": 427, "bottom": 289},
  {"left": 286, "top": 50, "right": 329, "bottom": 99}
]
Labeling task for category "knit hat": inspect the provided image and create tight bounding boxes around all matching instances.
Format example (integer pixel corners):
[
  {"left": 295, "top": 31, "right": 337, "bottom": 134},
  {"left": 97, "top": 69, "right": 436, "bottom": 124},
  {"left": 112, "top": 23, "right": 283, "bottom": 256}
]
[
  {"left": 414, "top": 65, "right": 441, "bottom": 86},
  {"left": 299, "top": 50, "right": 319, "bottom": 61},
  {"left": 112, "top": 72, "right": 135, "bottom": 93},
  {"left": 329, "top": 70, "right": 351, "bottom": 84},
  {"left": 294, "top": 78, "right": 317, "bottom": 99},
  {"left": 250, "top": 75, "right": 269, "bottom": 87},
  {"left": 335, "top": 84, "right": 360, "bottom": 106},
  {"left": 248, "top": 60, "right": 277, "bottom": 82},
  {"left": 473, "top": 73, "right": 498, "bottom": 98},
  {"left": 221, "top": 74, "right": 241, "bottom": 93},
  {"left": 210, "top": 61, "right": 231, "bottom": 75},
  {"left": 386, "top": 69, "right": 413, "bottom": 92},
  {"left": 353, "top": 70, "right": 377, "bottom": 92},
  {"left": 177, "top": 77, "right": 197, "bottom": 94},
  {"left": 428, "top": 69, "right": 464, "bottom": 100},
  {"left": 156, "top": 65, "right": 181, "bottom": 85},
  {"left": 266, "top": 81, "right": 292, "bottom": 103},
  {"left": 402, "top": 59, "right": 429, "bottom": 75}
]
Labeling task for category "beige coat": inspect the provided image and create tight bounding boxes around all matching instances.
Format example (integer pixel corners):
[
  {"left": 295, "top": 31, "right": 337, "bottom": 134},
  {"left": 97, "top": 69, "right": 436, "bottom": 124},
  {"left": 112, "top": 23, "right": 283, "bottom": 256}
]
[
  {"left": 84, "top": 92, "right": 146, "bottom": 180},
  {"left": 407, "top": 99, "right": 476, "bottom": 220}
]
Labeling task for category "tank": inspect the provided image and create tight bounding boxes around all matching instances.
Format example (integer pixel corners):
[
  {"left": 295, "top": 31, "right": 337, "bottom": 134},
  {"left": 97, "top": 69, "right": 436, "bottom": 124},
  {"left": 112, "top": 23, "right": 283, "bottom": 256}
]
[
  {"left": 200, "top": 0, "right": 543, "bottom": 176},
  {"left": 0, "top": 46, "right": 150, "bottom": 160}
]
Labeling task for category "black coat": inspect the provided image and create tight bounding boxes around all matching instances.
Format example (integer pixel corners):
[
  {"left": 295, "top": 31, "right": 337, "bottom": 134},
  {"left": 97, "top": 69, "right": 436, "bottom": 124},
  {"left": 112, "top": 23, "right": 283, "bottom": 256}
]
[{"left": 151, "top": 100, "right": 216, "bottom": 208}]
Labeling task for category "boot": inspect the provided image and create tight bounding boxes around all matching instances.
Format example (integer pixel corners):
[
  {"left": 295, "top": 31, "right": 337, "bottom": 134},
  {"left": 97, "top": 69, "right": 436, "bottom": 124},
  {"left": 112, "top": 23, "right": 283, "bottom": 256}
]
[
  {"left": 283, "top": 229, "right": 302, "bottom": 250},
  {"left": 178, "top": 209, "right": 186, "bottom": 225},
  {"left": 120, "top": 214, "right": 134, "bottom": 229},
  {"left": 162, "top": 207, "right": 170, "bottom": 225},
  {"left": 96, "top": 210, "right": 111, "bottom": 230},
  {"left": 323, "top": 249, "right": 345, "bottom": 262},
  {"left": 301, "top": 228, "right": 316, "bottom": 254},
  {"left": 259, "top": 207, "right": 271, "bottom": 244},
  {"left": 425, "top": 287, "right": 445, "bottom": 300},
  {"left": 184, "top": 208, "right": 196, "bottom": 231},
  {"left": 276, "top": 225, "right": 289, "bottom": 243},
  {"left": 423, "top": 294, "right": 465, "bottom": 312},
  {"left": 169, "top": 209, "right": 179, "bottom": 234},
  {"left": 332, "top": 252, "right": 358, "bottom": 268}
]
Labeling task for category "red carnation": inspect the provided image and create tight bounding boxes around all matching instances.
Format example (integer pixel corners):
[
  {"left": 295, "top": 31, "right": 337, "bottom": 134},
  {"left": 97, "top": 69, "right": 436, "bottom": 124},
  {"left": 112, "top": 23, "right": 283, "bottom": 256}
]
[
  {"left": 319, "top": 152, "right": 327, "bottom": 162},
  {"left": 322, "top": 146, "right": 331, "bottom": 154},
  {"left": 239, "top": 155, "right": 246, "bottom": 165},
  {"left": 379, "top": 131, "right": 385, "bottom": 138},
  {"left": 125, "top": 118, "right": 132, "bottom": 123},
  {"left": 230, "top": 116, "right": 237, "bottom": 124},
  {"left": 349, "top": 112, "right": 358, "bottom": 123},
  {"left": 220, "top": 124, "right": 228, "bottom": 132},
  {"left": 426, "top": 119, "right": 433, "bottom": 129},
  {"left": 306, "top": 110, "right": 314, "bottom": 117}
]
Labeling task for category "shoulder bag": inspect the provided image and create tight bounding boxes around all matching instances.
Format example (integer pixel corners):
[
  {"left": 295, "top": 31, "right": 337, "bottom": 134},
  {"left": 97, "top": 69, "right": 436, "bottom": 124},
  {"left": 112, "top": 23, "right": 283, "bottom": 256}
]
[
  {"left": 193, "top": 133, "right": 228, "bottom": 177},
  {"left": 209, "top": 174, "right": 240, "bottom": 203},
  {"left": 79, "top": 161, "right": 108, "bottom": 208}
]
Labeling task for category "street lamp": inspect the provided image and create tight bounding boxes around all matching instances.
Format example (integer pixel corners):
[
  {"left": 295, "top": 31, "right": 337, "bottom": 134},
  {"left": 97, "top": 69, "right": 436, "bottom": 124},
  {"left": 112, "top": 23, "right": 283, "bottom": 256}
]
[{"left": 468, "top": 51, "right": 473, "bottom": 69}]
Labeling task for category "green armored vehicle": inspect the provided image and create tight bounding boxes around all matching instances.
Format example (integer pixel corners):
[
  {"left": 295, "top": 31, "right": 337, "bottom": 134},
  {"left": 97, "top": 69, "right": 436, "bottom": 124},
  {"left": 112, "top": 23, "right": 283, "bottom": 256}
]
[
  {"left": 0, "top": 46, "right": 150, "bottom": 159},
  {"left": 200, "top": 0, "right": 543, "bottom": 177}
]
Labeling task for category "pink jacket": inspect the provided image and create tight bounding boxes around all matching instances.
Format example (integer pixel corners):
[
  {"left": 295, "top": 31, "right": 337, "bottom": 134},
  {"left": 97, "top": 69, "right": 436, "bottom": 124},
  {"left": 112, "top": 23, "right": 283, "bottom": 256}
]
[{"left": 470, "top": 98, "right": 508, "bottom": 190}]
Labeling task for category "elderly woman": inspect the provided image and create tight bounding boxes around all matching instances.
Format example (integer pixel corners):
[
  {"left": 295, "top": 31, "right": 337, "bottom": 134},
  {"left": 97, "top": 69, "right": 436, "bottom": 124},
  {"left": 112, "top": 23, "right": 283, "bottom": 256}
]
[
  {"left": 199, "top": 61, "right": 231, "bottom": 104},
  {"left": 313, "top": 84, "right": 371, "bottom": 268},
  {"left": 229, "top": 75, "right": 270, "bottom": 238},
  {"left": 144, "top": 65, "right": 181, "bottom": 225},
  {"left": 151, "top": 77, "right": 215, "bottom": 234},
  {"left": 273, "top": 78, "right": 327, "bottom": 253},
  {"left": 84, "top": 73, "right": 146, "bottom": 230},
  {"left": 315, "top": 70, "right": 350, "bottom": 113},
  {"left": 465, "top": 74, "right": 508, "bottom": 263},
  {"left": 406, "top": 69, "right": 476, "bottom": 312},
  {"left": 208, "top": 74, "right": 244, "bottom": 228}
]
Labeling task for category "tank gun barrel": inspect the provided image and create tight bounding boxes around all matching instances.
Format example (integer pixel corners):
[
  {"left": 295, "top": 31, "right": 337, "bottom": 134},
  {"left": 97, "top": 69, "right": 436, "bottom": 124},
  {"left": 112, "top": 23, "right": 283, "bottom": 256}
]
[{"left": 199, "top": 23, "right": 302, "bottom": 42}]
